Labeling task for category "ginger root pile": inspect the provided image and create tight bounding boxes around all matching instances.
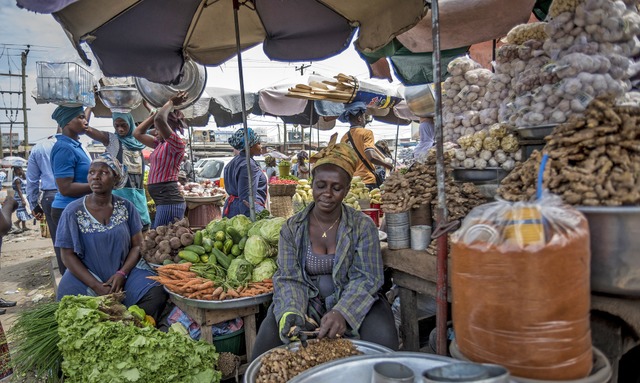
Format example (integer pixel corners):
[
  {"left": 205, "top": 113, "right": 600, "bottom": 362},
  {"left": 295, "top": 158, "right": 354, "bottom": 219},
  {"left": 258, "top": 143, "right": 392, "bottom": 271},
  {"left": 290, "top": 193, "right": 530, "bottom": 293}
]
[{"left": 498, "top": 98, "right": 640, "bottom": 206}]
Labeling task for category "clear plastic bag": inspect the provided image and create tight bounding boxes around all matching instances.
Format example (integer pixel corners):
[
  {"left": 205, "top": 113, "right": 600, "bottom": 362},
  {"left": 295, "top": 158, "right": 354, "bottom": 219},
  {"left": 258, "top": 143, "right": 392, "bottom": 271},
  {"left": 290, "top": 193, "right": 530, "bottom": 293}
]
[{"left": 451, "top": 193, "right": 592, "bottom": 380}]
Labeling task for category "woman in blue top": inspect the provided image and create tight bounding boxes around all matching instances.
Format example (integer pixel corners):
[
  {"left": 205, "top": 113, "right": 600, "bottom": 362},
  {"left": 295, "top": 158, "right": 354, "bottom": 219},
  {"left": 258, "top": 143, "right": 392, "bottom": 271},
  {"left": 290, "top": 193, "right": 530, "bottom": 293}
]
[
  {"left": 85, "top": 111, "right": 152, "bottom": 230},
  {"left": 55, "top": 153, "right": 166, "bottom": 320},
  {"left": 222, "top": 128, "right": 267, "bottom": 218},
  {"left": 49, "top": 105, "right": 93, "bottom": 274}
]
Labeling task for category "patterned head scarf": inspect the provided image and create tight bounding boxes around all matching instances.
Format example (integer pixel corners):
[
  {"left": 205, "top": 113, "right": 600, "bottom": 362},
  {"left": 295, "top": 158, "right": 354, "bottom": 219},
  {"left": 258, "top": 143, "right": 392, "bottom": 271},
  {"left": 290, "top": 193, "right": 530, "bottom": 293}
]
[
  {"left": 91, "top": 152, "right": 127, "bottom": 190},
  {"left": 52, "top": 106, "right": 84, "bottom": 128},
  {"left": 112, "top": 112, "right": 146, "bottom": 151},
  {"left": 338, "top": 101, "right": 367, "bottom": 123},
  {"left": 310, "top": 133, "right": 358, "bottom": 177},
  {"left": 228, "top": 127, "right": 260, "bottom": 151}
]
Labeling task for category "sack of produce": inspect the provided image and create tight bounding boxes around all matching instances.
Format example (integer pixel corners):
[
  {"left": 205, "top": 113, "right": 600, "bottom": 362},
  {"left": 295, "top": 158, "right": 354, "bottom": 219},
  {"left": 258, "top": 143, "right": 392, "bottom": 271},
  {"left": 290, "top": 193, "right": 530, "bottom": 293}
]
[{"left": 451, "top": 193, "right": 592, "bottom": 380}]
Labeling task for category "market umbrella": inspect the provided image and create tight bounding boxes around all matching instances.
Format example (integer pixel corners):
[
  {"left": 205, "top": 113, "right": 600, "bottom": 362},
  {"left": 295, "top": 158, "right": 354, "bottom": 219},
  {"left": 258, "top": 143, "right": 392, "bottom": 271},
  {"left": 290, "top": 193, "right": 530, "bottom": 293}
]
[
  {"left": 205, "top": 87, "right": 257, "bottom": 128},
  {"left": 18, "top": 0, "right": 426, "bottom": 84}
]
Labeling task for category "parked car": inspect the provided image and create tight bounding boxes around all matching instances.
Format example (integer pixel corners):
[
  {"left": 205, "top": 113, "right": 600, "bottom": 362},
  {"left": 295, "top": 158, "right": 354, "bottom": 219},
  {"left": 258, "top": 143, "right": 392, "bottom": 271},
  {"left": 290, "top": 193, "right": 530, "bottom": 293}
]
[
  {"left": 193, "top": 158, "right": 219, "bottom": 174},
  {"left": 195, "top": 157, "right": 234, "bottom": 186}
]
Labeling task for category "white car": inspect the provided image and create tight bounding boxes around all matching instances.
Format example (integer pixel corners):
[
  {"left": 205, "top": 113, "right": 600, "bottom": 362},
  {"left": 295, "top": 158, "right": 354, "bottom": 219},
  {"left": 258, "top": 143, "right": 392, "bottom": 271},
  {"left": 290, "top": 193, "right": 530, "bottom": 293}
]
[{"left": 195, "top": 157, "right": 234, "bottom": 186}]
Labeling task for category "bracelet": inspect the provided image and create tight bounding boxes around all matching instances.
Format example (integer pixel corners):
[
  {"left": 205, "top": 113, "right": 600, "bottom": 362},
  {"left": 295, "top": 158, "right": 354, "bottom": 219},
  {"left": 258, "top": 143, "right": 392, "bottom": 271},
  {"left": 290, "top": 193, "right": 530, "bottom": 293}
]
[{"left": 116, "top": 270, "right": 127, "bottom": 278}]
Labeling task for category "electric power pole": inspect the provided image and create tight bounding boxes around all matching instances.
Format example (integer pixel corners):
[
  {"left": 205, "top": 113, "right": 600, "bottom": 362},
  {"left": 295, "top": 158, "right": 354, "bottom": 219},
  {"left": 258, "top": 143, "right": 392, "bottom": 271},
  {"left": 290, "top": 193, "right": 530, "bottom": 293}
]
[{"left": 21, "top": 46, "right": 30, "bottom": 157}]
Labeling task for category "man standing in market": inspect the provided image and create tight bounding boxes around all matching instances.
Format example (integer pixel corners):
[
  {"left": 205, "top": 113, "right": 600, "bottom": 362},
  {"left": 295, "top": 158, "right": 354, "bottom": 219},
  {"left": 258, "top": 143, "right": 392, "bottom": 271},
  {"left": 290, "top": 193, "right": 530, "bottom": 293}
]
[
  {"left": 340, "top": 102, "right": 393, "bottom": 190},
  {"left": 26, "top": 128, "right": 62, "bottom": 271}
]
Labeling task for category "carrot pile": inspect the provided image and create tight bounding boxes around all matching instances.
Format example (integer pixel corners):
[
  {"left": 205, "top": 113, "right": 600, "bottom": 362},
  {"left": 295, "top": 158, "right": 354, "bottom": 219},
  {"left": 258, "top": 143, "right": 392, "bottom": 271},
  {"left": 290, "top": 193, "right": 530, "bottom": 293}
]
[{"left": 147, "top": 263, "right": 273, "bottom": 301}]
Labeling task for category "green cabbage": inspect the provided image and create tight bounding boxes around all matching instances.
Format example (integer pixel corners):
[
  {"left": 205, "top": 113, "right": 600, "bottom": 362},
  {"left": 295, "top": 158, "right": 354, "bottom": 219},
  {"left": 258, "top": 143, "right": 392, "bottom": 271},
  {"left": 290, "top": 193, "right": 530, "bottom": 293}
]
[
  {"left": 252, "top": 258, "right": 278, "bottom": 282},
  {"left": 247, "top": 219, "right": 268, "bottom": 237},
  {"left": 244, "top": 235, "right": 269, "bottom": 265},
  {"left": 259, "top": 217, "right": 286, "bottom": 245},
  {"left": 228, "top": 215, "right": 252, "bottom": 238},
  {"left": 227, "top": 258, "right": 254, "bottom": 284}
]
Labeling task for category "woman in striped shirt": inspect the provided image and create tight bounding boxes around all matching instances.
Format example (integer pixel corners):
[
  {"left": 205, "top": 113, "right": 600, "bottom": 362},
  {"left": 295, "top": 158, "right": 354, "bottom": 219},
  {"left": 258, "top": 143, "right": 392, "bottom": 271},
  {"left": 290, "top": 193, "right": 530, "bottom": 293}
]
[{"left": 134, "top": 91, "right": 188, "bottom": 228}]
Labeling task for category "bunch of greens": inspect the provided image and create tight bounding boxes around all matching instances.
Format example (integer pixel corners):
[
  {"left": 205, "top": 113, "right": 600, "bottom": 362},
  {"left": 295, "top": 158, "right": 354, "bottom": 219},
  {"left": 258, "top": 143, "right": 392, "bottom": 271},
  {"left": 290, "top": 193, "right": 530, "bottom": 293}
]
[
  {"left": 56, "top": 295, "right": 221, "bottom": 383},
  {"left": 8, "top": 301, "right": 63, "bottom": 382}
]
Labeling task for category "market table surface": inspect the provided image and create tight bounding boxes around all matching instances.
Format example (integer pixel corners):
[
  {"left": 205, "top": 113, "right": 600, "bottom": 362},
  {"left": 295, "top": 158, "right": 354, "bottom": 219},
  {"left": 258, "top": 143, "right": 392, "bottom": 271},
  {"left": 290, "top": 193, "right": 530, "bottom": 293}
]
[{"left": 381, "top": 242, "right": 451, "bottom": 351}]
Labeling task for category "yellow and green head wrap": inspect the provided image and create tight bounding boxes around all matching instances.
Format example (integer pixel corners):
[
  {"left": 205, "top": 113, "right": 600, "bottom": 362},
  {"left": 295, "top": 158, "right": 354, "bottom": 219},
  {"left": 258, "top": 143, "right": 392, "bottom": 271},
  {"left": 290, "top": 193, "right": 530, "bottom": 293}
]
[{"left": 309, "top": 133, "right": 358, "bottom": 178}]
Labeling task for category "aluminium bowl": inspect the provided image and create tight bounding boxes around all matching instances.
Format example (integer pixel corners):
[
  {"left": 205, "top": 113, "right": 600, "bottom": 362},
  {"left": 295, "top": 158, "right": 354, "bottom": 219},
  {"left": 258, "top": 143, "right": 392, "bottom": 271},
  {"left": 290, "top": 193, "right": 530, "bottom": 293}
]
[
  {"left": 97, "top": 86, "right": 143, "bottom": 113},
  {"left": 134, "top": 60, "right": 207, "bottom": 110}
]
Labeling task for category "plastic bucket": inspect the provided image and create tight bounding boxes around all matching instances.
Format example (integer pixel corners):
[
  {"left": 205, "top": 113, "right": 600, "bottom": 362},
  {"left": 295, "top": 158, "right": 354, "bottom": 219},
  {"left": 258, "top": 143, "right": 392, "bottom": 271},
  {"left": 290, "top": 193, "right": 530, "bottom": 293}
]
[
  {"left": 386, "top": 211, "right": 411, "bottom": 250},
  {"left": 449, "top": 341, "right": 612, "bottom": 383},
  {"left": 362, "top": 209, "right": 380, "bottom": 227},
  {"left": 278, "top": 164, "right": 291, "bottom": 177},
  {"left": 213, "top": 328, "right": 245, "bottom": 355}
]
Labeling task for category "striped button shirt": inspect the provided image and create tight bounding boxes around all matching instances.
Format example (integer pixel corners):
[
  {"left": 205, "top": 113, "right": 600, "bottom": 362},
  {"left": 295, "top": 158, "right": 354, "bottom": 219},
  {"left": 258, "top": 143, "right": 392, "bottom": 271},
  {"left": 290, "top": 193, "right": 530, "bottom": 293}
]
[
  {"left": 147, "top": 132, "right": 185, "bottom": 185},
  {"left": 273, "top": 202, "right": 383, "bottom": 331}
]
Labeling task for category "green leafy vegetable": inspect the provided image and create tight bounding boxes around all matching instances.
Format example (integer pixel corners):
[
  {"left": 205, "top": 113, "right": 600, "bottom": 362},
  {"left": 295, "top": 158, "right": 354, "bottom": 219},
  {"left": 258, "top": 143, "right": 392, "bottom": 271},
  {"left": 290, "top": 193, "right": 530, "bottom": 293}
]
[
  {"left": 56, "top": 295, "right": 221, "bottom": 383},
  {"left": 206, "top": 218, "right": 228, "bottom": 238},
  {"left": 244, "top": 235, "right": 269, "bottom": 265},
  {"left": 252, "top": 258, "right": 278, "bottom": 282},
  {"left": 227, "top": 258, "right": 254, "bottom": 284},
  {"left": 247, "top": 220, "right": 268, "bottom": 238},
  {"left": 258, "top": 217, "right": 286, "bottom": 246},
  {"left": 228, "top": 215, "right": 252, "bottom": 238}
]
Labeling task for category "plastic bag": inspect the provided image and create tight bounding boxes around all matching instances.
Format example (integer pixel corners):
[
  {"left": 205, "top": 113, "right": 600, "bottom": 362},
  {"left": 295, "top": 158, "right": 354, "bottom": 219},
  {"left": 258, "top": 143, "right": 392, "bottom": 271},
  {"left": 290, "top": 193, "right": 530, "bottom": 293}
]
[{"left": 450, "top": 193, "right": 592, "bottom": 380}]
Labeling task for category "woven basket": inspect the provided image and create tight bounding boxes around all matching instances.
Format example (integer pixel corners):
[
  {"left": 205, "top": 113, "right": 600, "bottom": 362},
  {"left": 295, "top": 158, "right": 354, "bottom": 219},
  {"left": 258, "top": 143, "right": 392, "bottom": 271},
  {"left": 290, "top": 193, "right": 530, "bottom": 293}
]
[
  {"left": 269, "top": 184, "right": 297, "bottom": 197},
  {"left": 271, "top": 196, "right": 294, "bottom": 218}
]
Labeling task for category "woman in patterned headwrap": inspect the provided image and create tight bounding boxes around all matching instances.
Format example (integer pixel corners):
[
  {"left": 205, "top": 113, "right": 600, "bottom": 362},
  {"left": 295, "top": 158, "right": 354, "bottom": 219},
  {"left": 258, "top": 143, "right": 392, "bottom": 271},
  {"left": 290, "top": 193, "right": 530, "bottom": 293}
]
[
  {"left": 222, "top": 127, "right": 267, "bottom": 218},
  {"left": 134, "top": 91, "right": 188, "bottom": 228},
  {"left": 55, "top": 153, "right": 166, "bottom": 321},
  {"left": 251, "top": 133, "right": 398, "bottom": 361},
  {"left": 85, "top": 111, "right": 151, "bottom": 230}
]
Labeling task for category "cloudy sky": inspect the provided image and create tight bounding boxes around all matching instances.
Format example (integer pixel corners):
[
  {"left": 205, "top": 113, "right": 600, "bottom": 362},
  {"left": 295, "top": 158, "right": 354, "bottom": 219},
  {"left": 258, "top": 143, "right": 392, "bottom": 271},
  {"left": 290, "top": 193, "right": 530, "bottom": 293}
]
[{"left": 0, "top": 1, "right": 413, "bottom": 145}]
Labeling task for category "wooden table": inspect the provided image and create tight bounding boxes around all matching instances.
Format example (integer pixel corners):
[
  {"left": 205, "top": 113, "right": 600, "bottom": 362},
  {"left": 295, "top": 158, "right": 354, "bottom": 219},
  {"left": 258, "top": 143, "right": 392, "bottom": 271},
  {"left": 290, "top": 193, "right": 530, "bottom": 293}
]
[
  {"left": 170, "top": 297, "right": 260, "bottom": 360},
  {"left": 381, "top": 243, "right": 451, "bottom": 351}
]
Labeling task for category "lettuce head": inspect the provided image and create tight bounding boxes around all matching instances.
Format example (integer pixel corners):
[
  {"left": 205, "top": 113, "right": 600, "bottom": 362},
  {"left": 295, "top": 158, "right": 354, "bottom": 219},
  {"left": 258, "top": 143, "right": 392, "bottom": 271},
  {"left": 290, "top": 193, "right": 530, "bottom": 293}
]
[
  {"left": 244, "top": 235, "right": 269, "bottom": 265},
  {"left": 252, "top": 258, "right": 278, "bottom": 282}
]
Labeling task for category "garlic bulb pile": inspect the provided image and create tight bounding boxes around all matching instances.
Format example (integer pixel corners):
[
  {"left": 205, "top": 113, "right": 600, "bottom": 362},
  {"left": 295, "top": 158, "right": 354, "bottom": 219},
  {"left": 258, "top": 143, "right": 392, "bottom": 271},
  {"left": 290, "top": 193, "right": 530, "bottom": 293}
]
[
  {"left": 510, "top": 0, "right": 638, "bottom": 127},
  {"left": 450, "top": 124, "right": 521, "bottom": 171},
  {"left": 443, "top": 57, "right": 494, "bottom": 142}
]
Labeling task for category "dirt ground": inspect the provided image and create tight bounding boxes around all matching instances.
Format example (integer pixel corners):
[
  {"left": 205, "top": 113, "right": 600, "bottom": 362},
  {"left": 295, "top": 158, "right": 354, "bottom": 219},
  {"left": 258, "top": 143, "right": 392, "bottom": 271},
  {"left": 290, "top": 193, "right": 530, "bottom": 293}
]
[{"left": 0, "top": 219, "right": 57, "bottom": 332}]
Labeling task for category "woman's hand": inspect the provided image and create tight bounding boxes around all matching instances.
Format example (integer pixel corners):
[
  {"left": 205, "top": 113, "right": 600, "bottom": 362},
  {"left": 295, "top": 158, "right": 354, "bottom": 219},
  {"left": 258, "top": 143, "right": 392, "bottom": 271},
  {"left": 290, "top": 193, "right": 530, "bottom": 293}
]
[
  {"left": 318, "top": 309, "right": 347, "bottom": 339},
  {"left": 92, "top": 283, "right": 112, "bottom": 296},
  {"left": 170, "top": 91, "right": 189, "bottom": 107},
  {"left": 103, "top": 273, "right": 126, "bottom": 293}
]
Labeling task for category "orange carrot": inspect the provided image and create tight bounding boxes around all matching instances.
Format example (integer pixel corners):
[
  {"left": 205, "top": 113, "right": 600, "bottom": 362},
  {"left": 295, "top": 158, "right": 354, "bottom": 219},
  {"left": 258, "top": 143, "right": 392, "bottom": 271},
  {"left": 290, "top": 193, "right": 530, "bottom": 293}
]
[
  {"left": 212, "top": 286, "right": 224, "bottom": 299},
  {"left": 226, "top": 288, "right": 240, "bottom": 298},
  {"left": 219, "top": 291, "right": 227, "bottom": 300},
  {"left": 159, "top": 263, "right": 192, "bottom": 271}
]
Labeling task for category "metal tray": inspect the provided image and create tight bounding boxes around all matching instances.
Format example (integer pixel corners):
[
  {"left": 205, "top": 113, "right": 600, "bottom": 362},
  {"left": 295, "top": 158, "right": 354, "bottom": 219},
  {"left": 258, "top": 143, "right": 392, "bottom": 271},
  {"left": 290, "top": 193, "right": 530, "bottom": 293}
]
[
  {"left": 516, "top": 124, "right": 557, "bottom": 139},
  {"left": 183, "top": 194, "right": 225, "bottom": 203},
  {"left": 290, "top": 352, "right": 460, "bottom": 383},
  {"left": 379, "top": 231, "right": 388, "bottom": 241},
  {"left": 452, "top": 168, "right": 509, "bottom": 184},
  {"left": 244, "top": 339, "right": 394, "bottom": 383},
  {"left": 165, "top": 287, "right": 272, "bottom": 309}
]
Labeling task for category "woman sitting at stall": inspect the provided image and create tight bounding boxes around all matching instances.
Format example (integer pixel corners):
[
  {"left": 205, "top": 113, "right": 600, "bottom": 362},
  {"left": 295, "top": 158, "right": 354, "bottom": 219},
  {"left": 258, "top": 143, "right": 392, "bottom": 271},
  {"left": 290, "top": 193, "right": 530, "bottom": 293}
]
[
  {"left": 264, "top": 156, "right": 277, "bottom": 181},
  {"left": 222, "top": 128, "right": 267, "bottom": 218},
  {"left": 133, "top": 92, "right": 188, "bottom": 228},
  {"left": 251, "top": 134, "right": 398, "bottom": 360},
  {"left": 55, "top": 153, "right": 166, "bottom": 321},
  {"left": 85, "top": 111, "right": 152, "bottom": 230}
]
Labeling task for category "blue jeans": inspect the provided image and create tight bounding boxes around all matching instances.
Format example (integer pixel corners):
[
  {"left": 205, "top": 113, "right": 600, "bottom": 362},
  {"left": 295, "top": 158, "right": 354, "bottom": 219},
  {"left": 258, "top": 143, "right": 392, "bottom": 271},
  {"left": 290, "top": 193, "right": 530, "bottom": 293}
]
[{"left": 40, "top": 190, "right": 61, "bottom": 272}]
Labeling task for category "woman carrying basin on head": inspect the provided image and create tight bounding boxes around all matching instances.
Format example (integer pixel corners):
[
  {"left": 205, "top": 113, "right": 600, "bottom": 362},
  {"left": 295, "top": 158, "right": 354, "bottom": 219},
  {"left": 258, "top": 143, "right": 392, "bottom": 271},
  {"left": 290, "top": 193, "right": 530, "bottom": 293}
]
[
  {"left": 251, "top": 133, "right": 398, "bottom": 360},
  {"left": 133, "top": 92, "right": 189, "bottom": 228},
  {"left": 85, "top": 111, "right": 152, "bottom": 230}
]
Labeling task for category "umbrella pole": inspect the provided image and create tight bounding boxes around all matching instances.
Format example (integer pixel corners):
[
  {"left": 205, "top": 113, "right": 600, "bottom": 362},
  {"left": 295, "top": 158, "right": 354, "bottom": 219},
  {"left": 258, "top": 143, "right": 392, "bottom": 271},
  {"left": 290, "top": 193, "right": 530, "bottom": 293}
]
[
  {"left": 394, "top": 122, "right": 400, "bottom": 167},
  {"left": 309, "top": 102, "right": 314, "bottom": 154},
  {"left": 233, "top": 0, "right": 256, "bottom": 221},
  {"left": 431, "top": 0, "right": 449, "bottom": 356},
  {"left": 188, "top": 124, "right": 195, "bottom": 182}
]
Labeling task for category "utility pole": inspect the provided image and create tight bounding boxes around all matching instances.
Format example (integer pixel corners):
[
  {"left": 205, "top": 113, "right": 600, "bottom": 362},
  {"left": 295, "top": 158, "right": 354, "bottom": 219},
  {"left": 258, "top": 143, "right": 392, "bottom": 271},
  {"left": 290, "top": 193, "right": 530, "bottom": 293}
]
[
  {"left": 21, "top": 46, "right": 30, "bottom": 157},
  {"left": 294, "top": 63, "right": 311, "bottom": 76}
]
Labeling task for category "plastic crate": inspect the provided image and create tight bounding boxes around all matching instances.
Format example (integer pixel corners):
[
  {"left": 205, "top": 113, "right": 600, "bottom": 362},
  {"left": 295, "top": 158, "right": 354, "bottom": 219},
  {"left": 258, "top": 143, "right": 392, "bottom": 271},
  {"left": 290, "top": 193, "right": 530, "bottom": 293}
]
[
  {"left": 213, "top": 328, "right": 245, "bottom": 355},
  {"left": 35, "top": 62, "right": 96, "bottom": 107}
]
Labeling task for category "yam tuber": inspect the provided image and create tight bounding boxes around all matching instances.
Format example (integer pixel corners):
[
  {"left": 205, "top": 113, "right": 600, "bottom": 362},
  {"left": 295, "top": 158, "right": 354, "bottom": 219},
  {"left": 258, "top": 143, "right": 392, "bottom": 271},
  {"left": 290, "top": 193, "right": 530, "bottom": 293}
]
[{"left": 180, "top": 233, "right": 194, "bottom": 247}]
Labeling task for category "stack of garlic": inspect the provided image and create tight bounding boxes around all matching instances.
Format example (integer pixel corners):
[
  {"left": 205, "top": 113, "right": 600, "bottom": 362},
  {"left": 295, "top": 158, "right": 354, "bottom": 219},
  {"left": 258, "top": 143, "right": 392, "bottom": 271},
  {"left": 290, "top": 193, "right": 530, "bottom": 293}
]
[
  {"left": 450, "top": 124, "right": 521, "bottom": 171},
  {"left": 442, "top": 57, "right": 493, "bottom": 143},
  {"left": 511, "top": 0, "right": 638, "bottom": 126}
]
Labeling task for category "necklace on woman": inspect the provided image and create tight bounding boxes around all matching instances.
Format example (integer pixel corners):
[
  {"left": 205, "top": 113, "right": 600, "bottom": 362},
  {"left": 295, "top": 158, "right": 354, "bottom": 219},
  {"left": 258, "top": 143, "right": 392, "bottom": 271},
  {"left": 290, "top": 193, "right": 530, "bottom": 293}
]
[{"left": 313, "top": 210, "right": 341, "bottom": 238}]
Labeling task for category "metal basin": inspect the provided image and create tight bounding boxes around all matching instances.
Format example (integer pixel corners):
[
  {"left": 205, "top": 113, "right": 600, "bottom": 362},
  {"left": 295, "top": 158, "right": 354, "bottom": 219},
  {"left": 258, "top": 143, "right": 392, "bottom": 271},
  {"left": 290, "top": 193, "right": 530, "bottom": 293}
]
[
  {"left": 577, "top": 206, "right": 640, "bottom": 296},
  {"left": 134, "top": 60, "right": 207, "bottom": 110},
  {"left": 244, "top": 339, "right": 393, "bottom": 383},
  {"left": 97, "top": 86, "right": 143, "bottom": 113},
  {"left": 404, "top": 84, "right": 435, "bottom": 117}
]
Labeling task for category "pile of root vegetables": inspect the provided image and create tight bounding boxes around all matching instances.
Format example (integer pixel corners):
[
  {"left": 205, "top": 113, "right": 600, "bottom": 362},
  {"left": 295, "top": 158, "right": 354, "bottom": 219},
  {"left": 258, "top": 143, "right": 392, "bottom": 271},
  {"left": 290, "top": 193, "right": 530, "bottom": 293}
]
[
  {"left": 498, "top": 98, "right": 640, "bottom": 205},
  {"left": 148, "top": 262, "right": 273, "bottom": 301},
  {"left": 141, "top": 218, "right": 194, "bottom": 265},
  {"left": 256, "top": 339, "right": 361, "bottom": 383},
  {"left": 382, "top": 149, "right": 489, "bottom": 220}
]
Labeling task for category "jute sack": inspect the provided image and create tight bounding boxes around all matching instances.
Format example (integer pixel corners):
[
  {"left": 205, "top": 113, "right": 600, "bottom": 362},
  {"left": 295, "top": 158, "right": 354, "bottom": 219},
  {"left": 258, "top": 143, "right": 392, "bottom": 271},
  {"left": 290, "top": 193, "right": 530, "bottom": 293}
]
[{"left": 451, "top": 196, "right": 592, "bottom": 380}]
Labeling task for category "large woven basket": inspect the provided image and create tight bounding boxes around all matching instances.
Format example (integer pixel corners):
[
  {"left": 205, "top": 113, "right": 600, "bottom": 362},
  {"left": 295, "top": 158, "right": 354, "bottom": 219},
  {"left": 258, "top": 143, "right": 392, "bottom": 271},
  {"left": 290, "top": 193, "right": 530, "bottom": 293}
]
[
  {"left": 269, "top": 184, "right": 297, "bottom": 197},
  {"left": 271, "top": 196, "right": 294, "bottom": 218}
]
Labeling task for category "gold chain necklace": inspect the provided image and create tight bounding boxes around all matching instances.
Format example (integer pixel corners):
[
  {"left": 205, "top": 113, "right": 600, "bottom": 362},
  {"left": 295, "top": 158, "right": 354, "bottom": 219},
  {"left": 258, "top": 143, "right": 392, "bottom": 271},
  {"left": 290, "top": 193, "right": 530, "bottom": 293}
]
[{"left": 313, "top": 210, "right": 341, "bottom": 238}]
